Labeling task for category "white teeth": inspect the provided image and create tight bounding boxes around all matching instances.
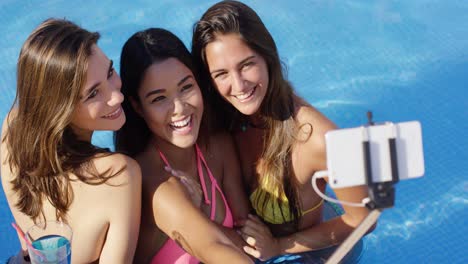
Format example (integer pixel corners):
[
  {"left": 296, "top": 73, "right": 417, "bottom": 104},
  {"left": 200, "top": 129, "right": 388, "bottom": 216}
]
[
  {"left": 171, "top": 116, "right": 191, "bottom": 128},
  {"left": 104, "top": 107, "right": 120, "bottom": 118},
  {"left": 235, "top": 87, "right": 255, "bottom": 100}
]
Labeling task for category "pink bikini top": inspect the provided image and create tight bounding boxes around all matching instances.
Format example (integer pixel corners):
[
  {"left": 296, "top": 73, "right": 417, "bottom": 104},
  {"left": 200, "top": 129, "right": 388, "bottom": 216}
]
[{"left": 151, "top": 144, "right": 234, "bottom": 264}]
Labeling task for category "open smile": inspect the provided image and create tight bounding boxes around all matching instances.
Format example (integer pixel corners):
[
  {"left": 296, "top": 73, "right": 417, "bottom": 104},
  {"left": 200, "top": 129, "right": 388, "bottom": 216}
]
[
  {"left": 169, "top": 115, "right": 193, "bottom": 134},
  {"left": 233, "top": 85, "right": 256, "bottom": 102},
  {"left": 102, "top": 107, "right": 122, "bottom": 120}
]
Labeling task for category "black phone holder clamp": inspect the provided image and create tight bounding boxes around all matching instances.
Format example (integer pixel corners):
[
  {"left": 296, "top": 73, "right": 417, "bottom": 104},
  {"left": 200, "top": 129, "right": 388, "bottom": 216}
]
[{"left": 363, "top": 111, "right": 400, "bottom": 210}]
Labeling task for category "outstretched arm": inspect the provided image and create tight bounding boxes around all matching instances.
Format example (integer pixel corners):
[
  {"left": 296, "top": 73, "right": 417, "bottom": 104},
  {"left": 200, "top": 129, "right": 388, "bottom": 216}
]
[
  {"left": 241, "top": 200, "right": 369, "bottom": 261},
  {"left": 241, "top": 105, "right": 372, "bottom": 260}
]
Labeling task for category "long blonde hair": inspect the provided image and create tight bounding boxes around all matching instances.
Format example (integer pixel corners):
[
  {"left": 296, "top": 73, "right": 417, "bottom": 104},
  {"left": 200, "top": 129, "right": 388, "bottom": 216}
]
[{"left": 4, "top": 18, "right": 121, "bottom": 222}]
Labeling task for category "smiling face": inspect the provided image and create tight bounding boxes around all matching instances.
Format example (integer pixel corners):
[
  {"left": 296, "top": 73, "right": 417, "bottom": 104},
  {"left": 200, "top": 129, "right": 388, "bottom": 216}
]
[
  {"left": 135, "top": 58, "right": 203, "bottom": 149},
  {"left": 70, "top": 45, "right": 125, "bottom": 141},
  {"left": 205, "top": 33, "right": 269, "bottom": 116}
]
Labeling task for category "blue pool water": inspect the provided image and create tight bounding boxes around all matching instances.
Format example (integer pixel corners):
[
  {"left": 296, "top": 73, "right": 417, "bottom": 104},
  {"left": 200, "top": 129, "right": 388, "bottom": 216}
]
[{"left": 0, "top": 0, "right": 467, "bottom": 262}]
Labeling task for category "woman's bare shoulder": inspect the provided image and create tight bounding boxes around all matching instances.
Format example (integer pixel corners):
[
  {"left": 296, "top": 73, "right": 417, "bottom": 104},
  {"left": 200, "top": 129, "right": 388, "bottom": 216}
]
[
  {"left": 295, "top": 102, "right": 337, "bottom": 143},
  {"left": 71, "top": 153, "right": 142, "bottom": 220},
  {"left": 90, "top": 153, "right": 141, "bottom": 186},
  {"left": 296, "top": 103, "right": 337, "bottom": 132},
  {"left": 152, "top": 175, "right": 196, "bottom": 221},
  {"left": 93, "top": 152, "right": 139, "bottom": 169},
  {"left": 293, "top": 102, "right": 337, "bottom": 180}
]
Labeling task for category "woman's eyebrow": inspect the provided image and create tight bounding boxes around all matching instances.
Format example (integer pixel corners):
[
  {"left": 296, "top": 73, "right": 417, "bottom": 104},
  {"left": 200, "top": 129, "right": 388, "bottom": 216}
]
[
  {"left": 177, "top": 75, "right": 193, "bottom": 86},
  {"left": 145, "top": 88, "right": 166, "bottom": 98},
  {"left": 209, "top": 55, "right": 256, "bottom": 75}
]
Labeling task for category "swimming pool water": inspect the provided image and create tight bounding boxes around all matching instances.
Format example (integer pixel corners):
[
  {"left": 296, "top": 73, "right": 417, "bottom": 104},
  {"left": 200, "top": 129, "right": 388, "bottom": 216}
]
[{"left": 1, "top": 0, "right": 467, "bottom": 262}]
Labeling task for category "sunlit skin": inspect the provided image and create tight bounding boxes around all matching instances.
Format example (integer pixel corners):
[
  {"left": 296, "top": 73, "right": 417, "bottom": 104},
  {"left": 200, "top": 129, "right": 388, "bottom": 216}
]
[
  {"left": 70, "top": 45, "right": 125, "bottom": 142},
  {"left": 130, "top": 57, "right": 251, "bottom": 263},
  {"left": 205, "top": 33, "right": 269, "bottom": 116},
  {"left": 204, "top": 33, "right": 371, "bottom": 260},
  {"left": 1, "top": 43, "right": 141, "bottom": 263},
  {"left": 133, "top": 58, "right": 203, "bottom": 149}
]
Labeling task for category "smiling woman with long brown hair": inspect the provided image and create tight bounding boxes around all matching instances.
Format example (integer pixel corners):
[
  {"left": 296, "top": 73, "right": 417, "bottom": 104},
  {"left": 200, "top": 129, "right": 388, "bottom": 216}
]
[
  {"left": 1, "top": 18, "right": 141, "bottom": 263},
  {"left": 192, "top": 1, "right": 371, "bottom": 262}
]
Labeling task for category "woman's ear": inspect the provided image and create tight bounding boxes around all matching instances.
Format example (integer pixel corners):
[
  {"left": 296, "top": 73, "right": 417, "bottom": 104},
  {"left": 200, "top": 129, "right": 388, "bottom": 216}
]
[{"left": 130, "top": 97, "right": 144, "bottom": 117}]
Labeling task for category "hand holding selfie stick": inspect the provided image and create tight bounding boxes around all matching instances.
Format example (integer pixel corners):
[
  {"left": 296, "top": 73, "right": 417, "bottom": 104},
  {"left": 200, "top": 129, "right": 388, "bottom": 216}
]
[{"left": 311, "top": 112, "right": 424, "bottom": 264}]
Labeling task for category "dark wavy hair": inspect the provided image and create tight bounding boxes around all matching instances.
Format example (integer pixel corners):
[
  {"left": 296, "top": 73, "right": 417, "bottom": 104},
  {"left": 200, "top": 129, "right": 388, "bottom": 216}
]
[
  {"left": 192, "top": 1, "right": 302, "bottom": 228},
  {"left": 115, "top": 28, "right": 205, "bottom": 157}
]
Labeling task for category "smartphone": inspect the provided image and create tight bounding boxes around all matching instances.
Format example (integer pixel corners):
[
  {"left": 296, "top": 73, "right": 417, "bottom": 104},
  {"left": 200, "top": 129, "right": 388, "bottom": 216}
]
[{"left": 325, "top": 121, "right": 425, "bottom": 189}]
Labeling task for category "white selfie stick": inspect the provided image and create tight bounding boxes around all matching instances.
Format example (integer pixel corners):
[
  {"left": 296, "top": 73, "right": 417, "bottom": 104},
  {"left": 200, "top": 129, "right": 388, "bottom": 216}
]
[{"left": 326, "top": 209, "right": 382, "bottom": 264}]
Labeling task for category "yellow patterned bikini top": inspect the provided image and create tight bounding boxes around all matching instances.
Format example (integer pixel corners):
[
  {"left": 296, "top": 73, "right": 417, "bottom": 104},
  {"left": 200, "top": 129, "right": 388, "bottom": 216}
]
[{"left": 249, "top": 187, "right": 324, "bottom": 224}]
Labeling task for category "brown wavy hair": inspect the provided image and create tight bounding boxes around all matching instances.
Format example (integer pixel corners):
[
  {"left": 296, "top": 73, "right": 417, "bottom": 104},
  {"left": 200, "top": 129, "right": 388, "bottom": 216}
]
[
  {"left": 4, "top": 18, "right": 122, "bottom": 223},
  {"left": 192, "top": 1, "right": 304, "bottom": 228}
]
